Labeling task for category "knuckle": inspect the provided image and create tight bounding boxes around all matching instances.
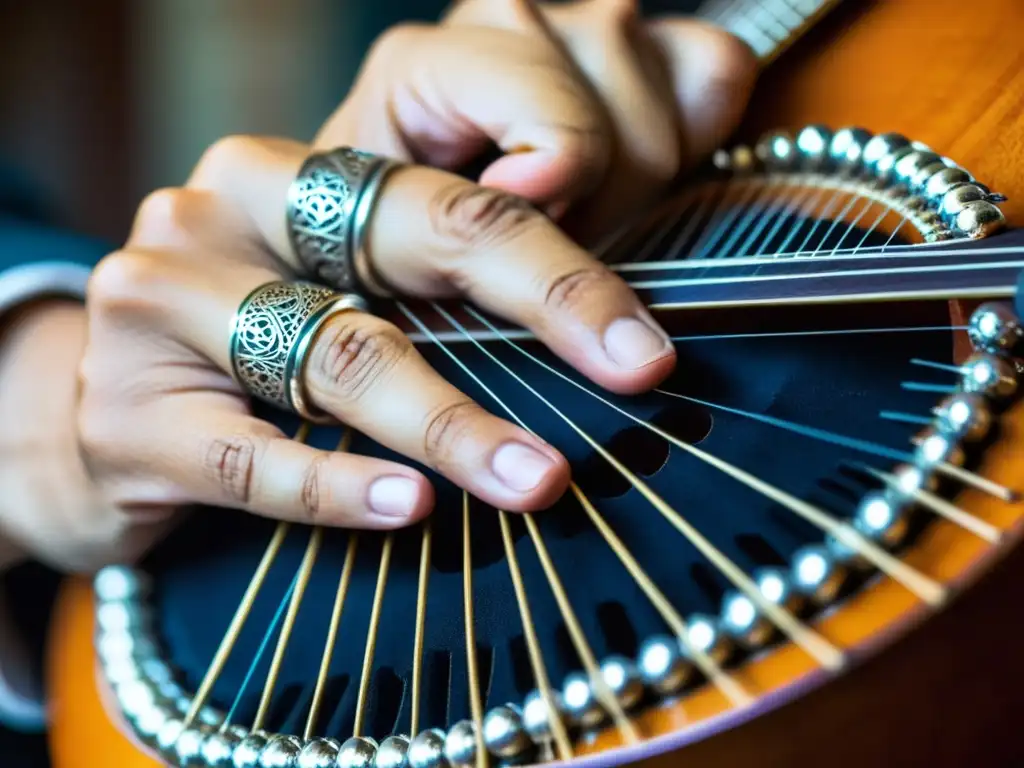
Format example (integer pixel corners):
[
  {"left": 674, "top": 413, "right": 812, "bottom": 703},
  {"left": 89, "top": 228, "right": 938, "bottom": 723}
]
[
  {"left": 423, "top": 399, "right": 481, "bottom": 468},
  {"left": 368, "top": 23, "right": 430, "bottom": 66},
  {"left": 192, "top": 134, "right": 263, "bottom": 187},
  {"left": 76, "top": 402, "right": 120, "bottom": 466},
  {"left": 202, "top": 434, "right": 260, "bottom": 505},
  {"left": 429, "top": 183, "right": 545, "bottom": 253},
  {"left": 309, "top": 317, "right": 411, "bottom": 403},
  {"left": 299, "top": 454, "right": 332, "bottom": 524},
  {"left": 130, "top": 187, "right": 205, "bottom": 247},
  {"left": 87, "top": 250, "right": 167, "bottom": 319},
  {"left": 545, "top": 266, "right": 614, "bottom": 313}
]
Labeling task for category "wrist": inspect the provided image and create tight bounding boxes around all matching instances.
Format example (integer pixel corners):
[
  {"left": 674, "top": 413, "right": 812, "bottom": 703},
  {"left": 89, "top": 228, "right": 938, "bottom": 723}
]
[{"left": 0, "top": 300, "right": 88, "bottom": 571}]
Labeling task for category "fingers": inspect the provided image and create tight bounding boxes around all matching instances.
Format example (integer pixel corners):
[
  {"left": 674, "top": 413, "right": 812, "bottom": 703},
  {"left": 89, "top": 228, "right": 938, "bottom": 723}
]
[
  {"left": 300, "top": 311, "right": 570, "bottom": 512},
  {"left": 313, "top": 19, "right": 610, "bottom": 213},
  {"left": 369, "top": 165, "right": 676, "bottom": 394},
  {"left": 186, "top": 135, "right": 674, "bottom": 395},
  {"left": 87, "top": 247, "right": 571, "bottom": 514},
  {"left": 539, "top": 0, "right": 683, "bottom": 238},
  {"left": 647, "top": 18, "right": 758, "bottom": 163},
  {"left": 84, "top": 395, "right": 435, "bottom": 529}
]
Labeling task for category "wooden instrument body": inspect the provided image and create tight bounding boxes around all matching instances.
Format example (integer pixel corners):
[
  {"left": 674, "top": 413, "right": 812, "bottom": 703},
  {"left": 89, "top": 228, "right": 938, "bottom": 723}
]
[{"left": 46, "top": 1, "right": 1024, "bottom": 765}]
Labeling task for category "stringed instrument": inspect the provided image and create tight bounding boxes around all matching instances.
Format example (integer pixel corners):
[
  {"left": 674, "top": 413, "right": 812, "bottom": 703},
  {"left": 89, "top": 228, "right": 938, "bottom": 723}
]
[{"left": 46, "top": 1, "right": 1024, "bottom": 766}]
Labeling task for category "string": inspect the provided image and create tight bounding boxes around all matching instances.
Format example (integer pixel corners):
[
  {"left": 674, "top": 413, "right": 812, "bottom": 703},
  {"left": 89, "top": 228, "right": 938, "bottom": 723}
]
[
  {"left": 410, "top": 519, "right": 432, "bottom": 736},
  {"left": 459, "top": 305, "right": 946, "bottom": 607},
  {"left": 405, "top": 301, "right": 845, "bottom": 670},
  {"left": 352, "top": 533, "right": 395, "bottom": 738},
  {"left": 304, "top": 534, "right": 359, "bottom": 739},
  {"left": 251, "top": 527, "right": 323, "bottom": 732},
  {"left": 223, "top": 571, "right": 300, "bottom": 728},
  {"left": 462, "top": 493, "right": 488, "bottom": 768},
  {"left": 497, "top": 511, "right": 574, "bottom": 760}
]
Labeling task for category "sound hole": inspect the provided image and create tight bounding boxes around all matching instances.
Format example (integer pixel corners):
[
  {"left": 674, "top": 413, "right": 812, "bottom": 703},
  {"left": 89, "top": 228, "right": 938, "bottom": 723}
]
[{"left": 577, "top": 403, "right": 714, "bottom": 498}]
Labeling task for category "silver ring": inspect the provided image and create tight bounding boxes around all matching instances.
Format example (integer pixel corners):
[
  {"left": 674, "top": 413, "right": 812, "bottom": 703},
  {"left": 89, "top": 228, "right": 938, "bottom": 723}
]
[
  {"left": 286, "top": 147, "right": 398, "bottom": 297},
  {"left": 229, "top": 281, "right": 368, "bottom": 421}
]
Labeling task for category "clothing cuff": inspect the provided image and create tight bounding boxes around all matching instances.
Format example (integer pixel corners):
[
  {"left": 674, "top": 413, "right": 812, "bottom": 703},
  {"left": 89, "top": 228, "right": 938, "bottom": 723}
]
[{"left": 0, "top": 261, "right": 90, "bottom": 321}]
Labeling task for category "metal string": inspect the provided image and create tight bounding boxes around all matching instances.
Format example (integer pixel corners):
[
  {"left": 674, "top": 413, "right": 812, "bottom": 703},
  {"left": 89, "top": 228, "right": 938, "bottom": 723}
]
[
  {"left": 251, "top": 527, "right": 323, "bottom": 732},
  {"left": 459, "top": 305, "right": 947, "bottom": 607},
  {"left": 405, "top": 301, "right": 846, "bottom": 671},
  {"left": 462, "top": 492, "right": 489, "bottom": 768}
]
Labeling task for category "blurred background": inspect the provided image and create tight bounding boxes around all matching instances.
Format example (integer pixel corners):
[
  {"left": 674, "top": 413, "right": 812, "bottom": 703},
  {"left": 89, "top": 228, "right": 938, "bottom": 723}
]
[{"left": 0, "top": 0, "right": 452, "bottom": 245}]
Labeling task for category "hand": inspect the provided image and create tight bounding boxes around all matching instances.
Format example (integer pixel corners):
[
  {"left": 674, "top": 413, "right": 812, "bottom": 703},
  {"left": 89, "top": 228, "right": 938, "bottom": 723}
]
[
  {"left": 321, "top": 0, "right": 757, "bottom": 242},
  {"left": 0, "top": 302, "right": 172, "bottom": 574},
  {"left": 78, "top": 0, "right": 757, "bottom": 533}
]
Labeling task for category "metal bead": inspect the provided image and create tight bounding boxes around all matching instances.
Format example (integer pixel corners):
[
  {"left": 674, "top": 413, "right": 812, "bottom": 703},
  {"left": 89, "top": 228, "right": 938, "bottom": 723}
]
[
  {"left": 854, "top": 492, "right": 909, "bottom": 549},
  {"left": 720, "top": 591, "right": 773, "bottom": 648},
  {"left": 955, "top": 199, "right": 1006, "bottom": 238},
  {"left": 138, "top": 656, "right": 177, "bottom": 687},
  {"left": 562, "top": 671, "right": 604, "bottom": 729},
  {"left": 258, "top": 734, "right": 303, "bottom": 768},
  {"left": 791, "top": 545, "right": 847, "bottom": 604},
  {"left": 201, "top": 726, "right": 248, "bottom": 768},
  {"left": 444, "top": 720, "right": 478, "bottom": 768},
  {"left": 934, "top": 392, "right": 992, "bottom": 441},
  {"left": 598, "top": 656, "right": 644, "bottom": 710},
  {"left": 96, "top": 629, "right": 158, "bottom": 667},
  {"left": 483, "top": 704, "right": 532, "bottom": 759},
  {"left": 795, "top": 125, "right": 832, "bottom": 170},
  {"left": 155, "top": 717, "right": 186, "bottom": 761},
  {"left": 337, "top": 736, "right": 379, "bottom": 768},
  {"left": 753, "top": 567, "right": 805, "bottom": 614},
  {"left": 174, "top": 724, "right": 214, "bottom": 768},
  {"left": 892, "top": 151, "right": 942, "bottom": 190},
  {"left": 862, "top": 133, "right": 910, "bottom": 176},
  {"left": 969, "top": 302, "right": 1022, "bottom": 353},
  {"left": 888, "top": 463, "right": 940, "bottom": 499},
  {"left": 828, "top": 127, "right": 873, "bottom": 173},
  {"left": 407, "top": 728, "right": 447, "bottom": 768},
  {"left": 233, "top": 731, "right": 270, "bottom": 768},
  {"left": 924, "top": 167, "right": 972, "bottom": 202},
  {"left": 754, "top": 131, "right": 797, "bottom": 171},
  {"left": 637, "top": 635, "right": 692, "bottom": 695},
  {"left": 94, "top": 565, "right": 151, "bottom": 603},
  {"left": 909, "top": 160, "right": 950, "bottom": 194},
  {"left": 913, "top": 428, "right": 966, "bottom": 468},
  {"left": 685, "top": 614, "right": 734, "bottom": 665},
  {"left": 374, "top": 736, "right": 410, "bottom": 768},
  {"left": 131, "top": 702, "right": 176, "bottom": 747},
  {"left": 961, "top": 353, "right": 1018, "bottom": 399},
  {"left": 114, "top": 677, "right": 161, "bottom": 720},
  {"left": 521, "top": 690, "right": 564, "bottom": 742},
  {"left": 96, "top": 600, "right": 153, "bottom": 635},
  {"left": 292, "top": 737, "right": 340, "bottom": 768},
  {"left": 730, "top": 145, "right": 757, "bottom": 174},
  {"left": 939, "top": 184, "right": 986, "bottom": 220}
]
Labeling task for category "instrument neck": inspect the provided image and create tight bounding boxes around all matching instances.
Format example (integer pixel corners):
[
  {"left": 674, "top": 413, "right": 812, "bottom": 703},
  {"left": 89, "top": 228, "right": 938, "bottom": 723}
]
[{"left": 696, "top": 0, "right": 843, "bottom": 65}]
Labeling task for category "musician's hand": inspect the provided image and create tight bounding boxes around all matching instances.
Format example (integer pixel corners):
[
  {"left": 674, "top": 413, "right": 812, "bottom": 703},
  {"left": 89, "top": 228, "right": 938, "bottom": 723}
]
[
  {"left": 320, "top": 0, "right": 758, "bottom": 242},
  {"left": 0, "top": 302, "right": 172, "bottom": 574},
  {"left": 78, "top": 0, "right": 757, "bottom": 531}
]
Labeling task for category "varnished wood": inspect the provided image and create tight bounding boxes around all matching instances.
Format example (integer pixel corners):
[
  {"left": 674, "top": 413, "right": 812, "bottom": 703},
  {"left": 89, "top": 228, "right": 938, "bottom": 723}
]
[{"left": 45, "top": 1, "right": 1024, "bottom": 766}]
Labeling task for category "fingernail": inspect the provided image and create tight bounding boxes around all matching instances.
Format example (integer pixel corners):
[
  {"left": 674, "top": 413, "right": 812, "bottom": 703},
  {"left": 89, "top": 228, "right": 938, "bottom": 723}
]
[
  {"left": 603, "top": 317, "right": 672, "bottom": 370},
  {"left": 493, "top": 442, "right": 557, "bottom": 493},
  {"left": 368, "top": 476, "right": 420, "bottom": 518}
]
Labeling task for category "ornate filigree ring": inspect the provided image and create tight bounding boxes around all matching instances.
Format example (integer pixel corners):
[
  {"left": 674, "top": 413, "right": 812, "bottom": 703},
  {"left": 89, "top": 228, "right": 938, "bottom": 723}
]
[
  {"left": 229, "top": 281, "right": 368, "bottom": 422},
  {"left": 286, "top": 147, "right": 399, "bottom": 298}
]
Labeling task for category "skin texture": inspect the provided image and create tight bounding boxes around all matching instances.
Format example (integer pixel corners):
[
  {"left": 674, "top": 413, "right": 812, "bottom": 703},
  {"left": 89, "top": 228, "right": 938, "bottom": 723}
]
[{"left": 1, "top": 0, "right": 758, "bottom": 575}]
